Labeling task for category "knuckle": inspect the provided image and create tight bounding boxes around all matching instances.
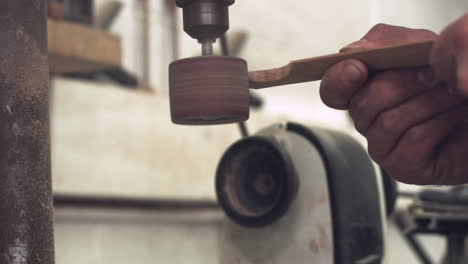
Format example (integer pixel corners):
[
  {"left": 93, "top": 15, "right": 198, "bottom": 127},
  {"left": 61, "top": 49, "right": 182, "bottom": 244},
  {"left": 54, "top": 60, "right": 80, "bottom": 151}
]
[
  {"left": 415, "top": 29, "right": 438, "bottom": 39},
  {"left": 365, "top": 23, "right": 391, "bottom": 39},
  {"left": 404, "top": 125, "right": 426, "bottom": 145},
  {"left": 376, "top": 110, "right": 400, "bottom": 134},
  {"left": 349, "top": 95, "right": 368, "bottom": 118},
  {"left": 369, "top": 23, "right": 391, "bottom": 33},
  {"left": 371, "top": 72, "right": 403, "bottom": 98}
]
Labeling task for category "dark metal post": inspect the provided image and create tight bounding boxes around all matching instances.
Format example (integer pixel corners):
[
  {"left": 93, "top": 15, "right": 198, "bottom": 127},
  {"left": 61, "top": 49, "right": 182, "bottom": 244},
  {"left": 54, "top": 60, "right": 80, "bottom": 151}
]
[{"left": 0, "top": 1, "right": 55, "bottom": 263}]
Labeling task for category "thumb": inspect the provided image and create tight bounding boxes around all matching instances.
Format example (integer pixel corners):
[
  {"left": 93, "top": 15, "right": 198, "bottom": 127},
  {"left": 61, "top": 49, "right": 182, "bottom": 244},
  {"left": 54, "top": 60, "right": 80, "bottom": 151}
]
[{"left": 320, "top": 59, "right": 368, "bottom": 110}]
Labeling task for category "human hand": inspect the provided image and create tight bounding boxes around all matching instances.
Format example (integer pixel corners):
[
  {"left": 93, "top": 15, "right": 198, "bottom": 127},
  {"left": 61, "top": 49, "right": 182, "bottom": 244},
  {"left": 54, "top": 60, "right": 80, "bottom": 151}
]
[
  {"left": 319, "top": 22, "right": 468, "bottom": 185},
  {"left": 431, "top": 14, "right": 468, "bottom": 97}
]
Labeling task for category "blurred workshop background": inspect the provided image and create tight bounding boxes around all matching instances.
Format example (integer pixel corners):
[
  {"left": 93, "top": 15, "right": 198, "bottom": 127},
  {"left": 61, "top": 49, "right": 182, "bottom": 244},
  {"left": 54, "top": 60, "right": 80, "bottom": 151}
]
[{"left": 47, "top": 0, "right": 467, "bottom": 263}]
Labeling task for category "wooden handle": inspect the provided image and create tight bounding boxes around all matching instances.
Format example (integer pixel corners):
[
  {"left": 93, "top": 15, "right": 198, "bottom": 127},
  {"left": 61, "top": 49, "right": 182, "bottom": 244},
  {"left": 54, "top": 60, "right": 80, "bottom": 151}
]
[{"left": 248, "top": 40, "right": 434, "bottom": 89}]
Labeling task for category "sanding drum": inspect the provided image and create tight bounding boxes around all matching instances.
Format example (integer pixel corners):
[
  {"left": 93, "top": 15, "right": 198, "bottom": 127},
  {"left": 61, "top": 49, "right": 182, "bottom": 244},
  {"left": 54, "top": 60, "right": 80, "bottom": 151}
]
[{"left": 169, "top": 56, "right": 249, "bottom": 125}]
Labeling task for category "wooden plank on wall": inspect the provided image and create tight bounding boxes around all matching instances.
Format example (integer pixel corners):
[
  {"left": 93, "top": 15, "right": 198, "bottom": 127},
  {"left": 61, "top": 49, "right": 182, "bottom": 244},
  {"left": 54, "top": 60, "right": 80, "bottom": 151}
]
[{"left": 48, "top": 19, "right": 121, "bottom": 73}]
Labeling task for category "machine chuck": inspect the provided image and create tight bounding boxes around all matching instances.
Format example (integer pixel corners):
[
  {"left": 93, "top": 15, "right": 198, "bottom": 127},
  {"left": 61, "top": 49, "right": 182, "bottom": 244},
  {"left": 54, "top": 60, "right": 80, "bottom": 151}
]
[{"left": 170, "top": 0, "right": 250, "bottom": 125}]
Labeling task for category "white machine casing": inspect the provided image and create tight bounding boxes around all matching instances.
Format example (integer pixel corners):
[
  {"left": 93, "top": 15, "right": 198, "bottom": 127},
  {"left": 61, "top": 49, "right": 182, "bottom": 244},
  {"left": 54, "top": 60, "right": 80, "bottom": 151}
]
[{"left": 218, "top": 123, "right": 386, "bottom": 264}]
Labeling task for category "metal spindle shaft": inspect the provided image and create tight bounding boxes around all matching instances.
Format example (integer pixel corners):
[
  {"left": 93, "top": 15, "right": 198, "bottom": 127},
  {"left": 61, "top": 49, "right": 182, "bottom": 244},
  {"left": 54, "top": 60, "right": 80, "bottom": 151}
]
[{"left": 202, "top": 40, "right": 214, "bottom": 56}]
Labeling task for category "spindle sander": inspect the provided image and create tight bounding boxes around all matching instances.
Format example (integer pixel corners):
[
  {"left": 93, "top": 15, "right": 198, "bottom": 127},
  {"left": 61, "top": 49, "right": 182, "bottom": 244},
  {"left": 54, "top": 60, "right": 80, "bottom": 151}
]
[
  {"left": 171, "top": 0, "right": 248, "bottom": 125},
  {"left": 170, "top": 0, "right": 434, "bottom": 125}
]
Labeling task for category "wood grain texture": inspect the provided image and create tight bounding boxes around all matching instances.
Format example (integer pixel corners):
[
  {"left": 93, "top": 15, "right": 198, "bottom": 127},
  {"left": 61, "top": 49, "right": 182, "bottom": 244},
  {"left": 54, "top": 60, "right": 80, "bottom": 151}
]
[
  {"left": 48, "top": 19, "right": 121, "bottom": 73},
  {"left": 249, "top": 40, "right": 434, "bottom": 89}
]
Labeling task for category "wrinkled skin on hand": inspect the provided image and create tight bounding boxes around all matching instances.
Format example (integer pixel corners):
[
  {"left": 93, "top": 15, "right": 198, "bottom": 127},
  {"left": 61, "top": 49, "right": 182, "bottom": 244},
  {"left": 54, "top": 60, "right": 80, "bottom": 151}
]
[
  {"left": 431, "top": 14, "right": 468, "bottom": 97},
  {"left": 319, "top": 14, "right": 468, "bottom": 185}
]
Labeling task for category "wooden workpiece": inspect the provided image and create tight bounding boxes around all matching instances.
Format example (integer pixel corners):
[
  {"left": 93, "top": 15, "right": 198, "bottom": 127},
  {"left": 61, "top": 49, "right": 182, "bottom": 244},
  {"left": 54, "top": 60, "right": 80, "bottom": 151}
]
[
  {"left": 48, "top": 19, "right": 121, "bottom": 73},
  {"left": 249, "top": 40, "right": 434, "bottom": 89}
]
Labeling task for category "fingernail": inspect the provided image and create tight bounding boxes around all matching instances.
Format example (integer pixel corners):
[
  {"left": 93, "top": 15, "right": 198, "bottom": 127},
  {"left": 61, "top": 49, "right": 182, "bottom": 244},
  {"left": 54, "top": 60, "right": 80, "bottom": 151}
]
[
  {"left": 341, "top": 39, "right": 368, "bottom": 51},
  {"left": 418, "top": 68, "right": 436, "bottom": 87},
  {"left": 343, "top": 63, "right": 363, "bottom": 83}
]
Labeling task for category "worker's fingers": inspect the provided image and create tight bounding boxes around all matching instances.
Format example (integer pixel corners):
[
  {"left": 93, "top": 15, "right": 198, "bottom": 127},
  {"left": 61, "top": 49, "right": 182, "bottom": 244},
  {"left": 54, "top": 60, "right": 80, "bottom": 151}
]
[
  {"left": 381, "top": 103, "right": 468, "bottom": 185},
  {"left": 431, "top": 14, "right": 468, "bottom": 96},
  {"left": 340, "top": 24, "right": 437, "bottom": 53},
  {"left": 319, "top": 22, "right": 468, "bottom": 186},
  {"left": 348, "top": 68, "right": 432, "bottom": 133},
  {"left": 364, "top": 24, "right": 437, "bottom": 44},
  {"left": 365, "top": 87, "right": 466, "bottom": 163},
  {"left": 320, "top": 24, "right": 437, "bottom": 111},
  {"left": 319, "top": 59, "right": 368, "bottom": 110}
]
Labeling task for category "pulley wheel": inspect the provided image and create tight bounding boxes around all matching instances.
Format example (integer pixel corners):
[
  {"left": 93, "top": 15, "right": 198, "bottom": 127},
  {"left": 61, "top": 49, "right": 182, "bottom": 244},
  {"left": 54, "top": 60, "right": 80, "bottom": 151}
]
[{"left": 169, "top": 56, "right": 249, "bottom": 125}]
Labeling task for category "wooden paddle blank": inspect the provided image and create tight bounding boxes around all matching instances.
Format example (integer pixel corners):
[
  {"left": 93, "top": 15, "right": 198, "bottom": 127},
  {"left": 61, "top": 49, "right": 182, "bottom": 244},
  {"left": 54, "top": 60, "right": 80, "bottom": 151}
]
[{"left": 248, "top": 40, "right": 434, "bottom": 89}]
